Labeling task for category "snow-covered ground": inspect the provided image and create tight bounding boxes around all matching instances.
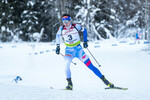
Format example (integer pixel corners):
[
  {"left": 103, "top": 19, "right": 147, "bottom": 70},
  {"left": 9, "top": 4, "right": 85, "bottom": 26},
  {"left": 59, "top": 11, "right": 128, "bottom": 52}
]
[{"left": 0, "top": 40, "right": 150, "bottom": 100}]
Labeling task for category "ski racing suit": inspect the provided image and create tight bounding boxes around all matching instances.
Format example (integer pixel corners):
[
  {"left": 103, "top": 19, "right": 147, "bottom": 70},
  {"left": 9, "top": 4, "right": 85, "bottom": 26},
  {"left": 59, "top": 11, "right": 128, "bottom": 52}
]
[{"left": 56, "top": 23, "right": 103, "bottom": 79}]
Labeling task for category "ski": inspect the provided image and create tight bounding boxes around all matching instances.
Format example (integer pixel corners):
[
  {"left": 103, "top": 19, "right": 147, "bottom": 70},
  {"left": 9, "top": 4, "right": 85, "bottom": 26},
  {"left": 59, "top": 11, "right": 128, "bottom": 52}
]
[
  {"left": 61, "top": 89, "right": 73, "bottom": 91},
  {"left": 105, "top": 86, "right": 128, "bottom": 90},
  {"left": 50, "top": 87, "right": 73, "bottom": 91}
]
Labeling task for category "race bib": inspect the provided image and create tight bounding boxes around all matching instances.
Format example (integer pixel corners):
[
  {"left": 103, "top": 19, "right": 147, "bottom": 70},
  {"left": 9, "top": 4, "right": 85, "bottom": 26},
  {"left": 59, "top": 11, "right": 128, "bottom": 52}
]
[{"left": 62, "top": 28, "right": 80, "bottom": 47}]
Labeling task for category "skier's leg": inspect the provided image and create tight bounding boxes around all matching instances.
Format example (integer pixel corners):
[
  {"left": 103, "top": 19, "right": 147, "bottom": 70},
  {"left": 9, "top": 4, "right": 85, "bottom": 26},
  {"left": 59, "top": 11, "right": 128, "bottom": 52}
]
[
  {"left": 81, "top": 54, "right": 103, "bottom": 78},
  {"left": 76, "top": 46, "right": 103, "bottom": 78},
  {"left": 64, "top": 56, "right": 73, "bottom": 90},
  {"left": 77, "top": 47, "right": 114, "bottom": 87},
  {"left": 100, "top": 75, "right": 114, "bottom": 88},
  {"left": 64, "top": 48, "right": 74, "bottom": 90},
  {"left": 83, "top": 55, "right": 114, "bottom": 87},
  {"left": 65, "top": 57, "right": 72, "bottom": 78}
]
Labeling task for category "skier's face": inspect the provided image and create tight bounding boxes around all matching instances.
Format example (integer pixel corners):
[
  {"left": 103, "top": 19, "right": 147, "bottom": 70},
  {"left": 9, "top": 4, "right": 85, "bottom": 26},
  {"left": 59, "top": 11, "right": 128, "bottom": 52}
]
[
  {"left": 63, "top": 20, "right": 71, "bottom": 27},
  {"left": 62, "top": 16, "right": 71, "bottom": 27}
]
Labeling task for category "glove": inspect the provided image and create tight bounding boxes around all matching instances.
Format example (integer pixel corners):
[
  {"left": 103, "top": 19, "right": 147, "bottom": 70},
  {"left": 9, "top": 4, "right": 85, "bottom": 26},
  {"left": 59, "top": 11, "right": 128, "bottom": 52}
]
[
  {"left": 56, "top": 44, "right": 60, "bottom": 54},
  {"left": 83, "top": 41, "right": 88, "bottom": 48}
]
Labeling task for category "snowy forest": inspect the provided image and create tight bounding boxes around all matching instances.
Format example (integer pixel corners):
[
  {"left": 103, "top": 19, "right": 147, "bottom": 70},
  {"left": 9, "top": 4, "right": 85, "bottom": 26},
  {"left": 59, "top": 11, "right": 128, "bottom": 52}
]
[{"left": 0, "top": 0, "right": 150, "bottom": 42}]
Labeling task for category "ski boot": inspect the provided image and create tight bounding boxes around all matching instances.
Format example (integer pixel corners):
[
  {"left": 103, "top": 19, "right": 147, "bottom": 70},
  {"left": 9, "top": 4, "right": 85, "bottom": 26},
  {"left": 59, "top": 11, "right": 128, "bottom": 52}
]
[
  {"left": 101, "top": 75, "right": 114, "bottom": 88},
  {"left": 66, "top": 78, "right": 73, "bottom": 90}
]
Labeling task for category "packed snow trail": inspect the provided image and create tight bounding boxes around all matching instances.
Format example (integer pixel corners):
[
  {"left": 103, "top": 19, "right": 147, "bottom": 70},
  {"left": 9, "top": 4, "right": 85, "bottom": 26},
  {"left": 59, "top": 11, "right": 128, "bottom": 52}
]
[{"left": 0, "top": 40, "right": 150, "bottom": 100}]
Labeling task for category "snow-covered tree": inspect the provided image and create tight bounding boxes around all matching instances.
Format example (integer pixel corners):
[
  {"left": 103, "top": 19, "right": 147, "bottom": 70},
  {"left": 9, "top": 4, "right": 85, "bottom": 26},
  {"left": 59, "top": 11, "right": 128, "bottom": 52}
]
[{"left": 0, "top": 0, "right": 149, "bottom": 42}]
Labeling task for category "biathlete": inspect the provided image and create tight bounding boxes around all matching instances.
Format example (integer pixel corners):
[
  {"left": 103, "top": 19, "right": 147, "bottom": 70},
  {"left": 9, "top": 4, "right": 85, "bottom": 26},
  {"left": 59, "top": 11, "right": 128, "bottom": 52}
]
[
  {"left": 135, "top": 30, "right": 141, "bottom": 44},
  {"left": 55, "top": 13, "right": 114, "bottom": 90}
]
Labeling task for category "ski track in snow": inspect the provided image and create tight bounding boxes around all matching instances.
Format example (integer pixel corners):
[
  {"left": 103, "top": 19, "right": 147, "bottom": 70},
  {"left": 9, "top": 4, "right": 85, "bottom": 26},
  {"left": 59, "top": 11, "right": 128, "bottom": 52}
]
[{"left": 0, "top": 40, "right": 150, "bottom": 100}]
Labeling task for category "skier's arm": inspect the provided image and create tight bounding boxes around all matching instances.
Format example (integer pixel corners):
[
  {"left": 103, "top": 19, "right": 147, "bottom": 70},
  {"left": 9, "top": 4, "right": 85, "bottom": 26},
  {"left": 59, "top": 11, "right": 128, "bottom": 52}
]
[
  {"left": 75, "top": 24, "right": 88, "bottom": 48},
  {"left": 56, "top": 26, "right": 62, "bottom": 45},
  {"left": 56, "top": 26, "right": 63, "bottom": 54},
  {"left": 82, "top": 28, "right": 88, "bottom": 48},
  {"left": 75, "top": 24, "right": 87, "bottom": 42},
  {"left": 82, "top": 27, "right": 87, "bottom": 42}
]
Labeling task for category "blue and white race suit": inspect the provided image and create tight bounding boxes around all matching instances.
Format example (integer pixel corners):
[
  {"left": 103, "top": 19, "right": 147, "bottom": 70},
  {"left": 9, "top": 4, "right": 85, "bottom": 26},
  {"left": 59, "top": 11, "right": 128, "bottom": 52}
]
[{"left": 56, "top": 23, "right": 103, "bottom": 78}]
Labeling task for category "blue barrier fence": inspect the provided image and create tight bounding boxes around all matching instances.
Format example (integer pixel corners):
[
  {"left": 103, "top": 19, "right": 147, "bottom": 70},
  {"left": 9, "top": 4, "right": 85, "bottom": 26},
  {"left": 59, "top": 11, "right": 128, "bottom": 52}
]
[
  {"left": 94, "top": 46, "right": 100, "bottom": 48},
  {"left": 119, "top": 41, "right": 127, "bottom": 43},
  {"left": 0, "top": 45, "right": 17, "bottom": 48},
  {"left": 30, "top": 50, "right": 51, "bottom": 55},
  {"left": 1, "top": 40, "right": 149, "bottom": 55},
  {"left": 129, "top": 43, "right": 136, "bottom": 45},
  {"left": 144, "top": 41, "right": 150, "bottom": 44},
  {"left": 29, "top": 41, "right": 150, "bottom": 54},
  {"left": 50, "top": 43, "right": 55, "bottom": 46},
  {"left": 95, "top": 42, "right": 100, "bottom": 44},
  {"left": 12, "top": 46, "right": 17, "bottom": 48},
  {"left": 112, "top": 44, "right": 118, "bottom": 46}
]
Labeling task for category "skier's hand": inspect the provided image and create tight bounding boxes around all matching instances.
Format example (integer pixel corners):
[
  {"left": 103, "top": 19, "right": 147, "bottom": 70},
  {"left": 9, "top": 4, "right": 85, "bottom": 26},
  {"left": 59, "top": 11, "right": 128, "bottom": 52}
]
[
  {"left": 56, "top": 44, "right": 60, "bottom": 54},
  {"left": 83, "top": 41, "right": 88, "bottom": 48}
]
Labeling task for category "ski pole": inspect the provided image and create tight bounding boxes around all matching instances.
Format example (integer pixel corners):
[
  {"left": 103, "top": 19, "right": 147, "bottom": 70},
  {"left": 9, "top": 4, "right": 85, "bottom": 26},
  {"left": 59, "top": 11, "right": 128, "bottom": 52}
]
[
  {"left": 60, "top": 53, "right": 77, "bottom": 65},
  {"left": 86, "top": 48, "right": 101, "bottom": 67}
]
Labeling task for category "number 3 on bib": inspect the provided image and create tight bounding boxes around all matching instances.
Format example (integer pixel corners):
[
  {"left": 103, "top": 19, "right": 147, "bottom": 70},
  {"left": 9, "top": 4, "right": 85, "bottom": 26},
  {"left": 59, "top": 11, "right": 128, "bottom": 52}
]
[{"left": 68, "top": 35, "right": 73, "bottom": 40}]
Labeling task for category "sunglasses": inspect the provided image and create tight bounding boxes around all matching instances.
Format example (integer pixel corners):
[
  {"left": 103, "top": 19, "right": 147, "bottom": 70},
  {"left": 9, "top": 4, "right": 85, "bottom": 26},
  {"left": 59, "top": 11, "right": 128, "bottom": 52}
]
[{"left": 62, "top": 20, "right": 70, "bottom": 24}]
